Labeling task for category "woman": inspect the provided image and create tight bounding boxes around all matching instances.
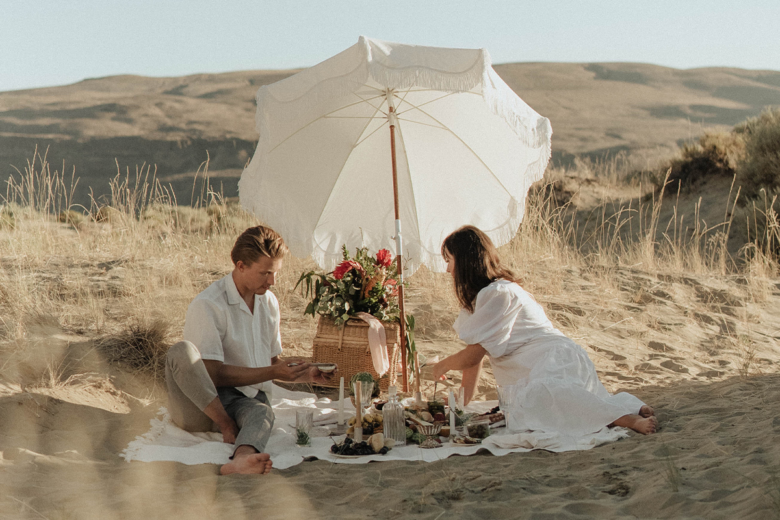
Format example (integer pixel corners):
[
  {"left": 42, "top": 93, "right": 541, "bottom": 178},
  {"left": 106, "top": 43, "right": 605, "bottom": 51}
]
[{"left": 432, "top": 226, "right": 657, "bottom": 436}]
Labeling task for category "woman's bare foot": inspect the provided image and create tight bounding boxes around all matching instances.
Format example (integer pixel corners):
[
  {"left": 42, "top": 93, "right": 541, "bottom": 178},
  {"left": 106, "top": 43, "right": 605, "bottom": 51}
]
[
  {"left": 611, "top": 414, "right": 658, "bottom": 435},
  {"left": 220, "top": 446, "right": 273, "bottom": 475},
  {"left": 639, "top": 405, "right": 655, "bottom": 418}
]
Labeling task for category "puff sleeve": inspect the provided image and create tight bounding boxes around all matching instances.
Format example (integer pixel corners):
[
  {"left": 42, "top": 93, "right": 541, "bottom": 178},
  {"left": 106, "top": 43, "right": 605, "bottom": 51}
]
[{"left": 452, "top": 283, "right": 523, "bottom": 359}]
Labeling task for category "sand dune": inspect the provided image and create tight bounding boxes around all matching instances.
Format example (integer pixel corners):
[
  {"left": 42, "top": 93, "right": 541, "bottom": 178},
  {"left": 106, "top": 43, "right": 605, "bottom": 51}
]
[
  {"left": 1, "top": 246, "right": 778, "bottom": 518},
  {"left": 2, "top": 63, "right": 780, "bottom": 205}
]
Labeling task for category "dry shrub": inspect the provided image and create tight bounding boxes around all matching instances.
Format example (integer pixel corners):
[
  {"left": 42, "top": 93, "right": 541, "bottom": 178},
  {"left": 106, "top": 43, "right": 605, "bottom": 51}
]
[
  {"left": 656, "top": 131, "right": 745, "bottom": 196},
  {"left": 735, "top": 107, "right": 780, "bottom": 201},
  {"left": 97, "top": 320, "right": 172, "bottom": 381},
  {"left": 58, "top": 209, "right": 84, "bottom": 227},
  {"left": 0, "top": 204, "right": 17, "bottom": 230},
  {"left": 733, "top": 108, "right": 780, "bottom": 258},
  {"left": 92, "top": 204, "right": 123, "bottom": 223}
]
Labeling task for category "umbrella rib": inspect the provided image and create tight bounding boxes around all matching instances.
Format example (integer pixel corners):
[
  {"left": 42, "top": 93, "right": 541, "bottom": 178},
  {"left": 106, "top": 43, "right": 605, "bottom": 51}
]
[
  {"left": 268, "top": 94, "right": 386, "bottom": 154},
  {"left": 396, "top": 92, "right": 457, "bottom": 117},
  {"left": 396, "top": 118, "right": 446, "bottom": 130},
  {"left": 312, "top": 98, "right": 387, "bottom": 240},
  {"left": 354, "top": 120, "right": 389, "bottom": 148},
  {"left": 398, "top": 100, "right": 515, "bottom": 199},
  {"left": 353, "top": 91, "right": 388, "bottom": 115},
  {"left": 392, "top": 122, "right": 423, "bottom": 253},
  {"left": 323, "top": 116, "right": 388, "bottom": 120},
  {"left": 391, "top": 86, "right": 415, "bottom": 112}
]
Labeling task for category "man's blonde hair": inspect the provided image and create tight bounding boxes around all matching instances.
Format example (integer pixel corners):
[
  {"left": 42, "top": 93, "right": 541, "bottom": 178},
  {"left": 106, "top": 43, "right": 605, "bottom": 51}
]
[{"left": 231, "top": 225, "right": 288, "bottom": 265}]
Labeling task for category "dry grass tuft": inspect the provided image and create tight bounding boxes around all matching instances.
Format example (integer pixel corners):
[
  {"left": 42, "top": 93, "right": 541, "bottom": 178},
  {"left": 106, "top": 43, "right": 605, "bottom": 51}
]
[{"left": 97, "top": 320, "right": 173, "bottom": 381}]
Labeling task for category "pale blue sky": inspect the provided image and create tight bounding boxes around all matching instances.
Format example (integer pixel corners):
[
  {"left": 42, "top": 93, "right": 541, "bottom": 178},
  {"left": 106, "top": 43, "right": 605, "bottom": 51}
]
[{"left": 1, "top": 0, "right": 778, "bottom": 92}]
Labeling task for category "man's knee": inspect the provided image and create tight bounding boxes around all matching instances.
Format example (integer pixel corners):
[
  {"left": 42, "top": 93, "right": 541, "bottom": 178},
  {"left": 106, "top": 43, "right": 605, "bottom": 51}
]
[
  {"left": 242, "top": 400, "right": 275, "bottom": 427},
  {"left": 166, "top": 340, "right": 200, "bottom": 369}
]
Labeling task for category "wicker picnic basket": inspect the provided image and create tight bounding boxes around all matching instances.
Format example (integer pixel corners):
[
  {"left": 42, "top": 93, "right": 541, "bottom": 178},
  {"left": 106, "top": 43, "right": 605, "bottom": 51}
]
[{"left": 312, "top": 316, "right": 400, "bottom": 392}]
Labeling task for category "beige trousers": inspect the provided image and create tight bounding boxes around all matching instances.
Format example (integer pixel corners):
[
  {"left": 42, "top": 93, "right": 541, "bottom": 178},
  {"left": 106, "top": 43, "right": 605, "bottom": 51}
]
[
  {"left": 165, "top": 340, "right": 275, "bottom": 454},
  {"left": 165, "top": 340, "right": 219, "bottom": 432}
]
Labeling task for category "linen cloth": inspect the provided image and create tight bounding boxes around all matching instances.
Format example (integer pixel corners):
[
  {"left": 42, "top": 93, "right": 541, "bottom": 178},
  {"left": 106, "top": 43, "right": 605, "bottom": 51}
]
[
  {"left": 454, "top": 280, "right": 645, "bottom": 437},
  {"left": 183, "top": 273, "right": 283, "bottom": 399},
  {"left": 122, "top": 384, "right": 630, "bottom": 469},
  {"left": 355, "top": 312, "right": 389, "bottom": 375}
]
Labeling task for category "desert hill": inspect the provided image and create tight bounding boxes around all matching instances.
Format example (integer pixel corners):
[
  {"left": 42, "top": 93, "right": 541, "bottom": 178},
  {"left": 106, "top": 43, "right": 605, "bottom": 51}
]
[{"left": 1, "top": 63, "right": 780, "bottom": 205}]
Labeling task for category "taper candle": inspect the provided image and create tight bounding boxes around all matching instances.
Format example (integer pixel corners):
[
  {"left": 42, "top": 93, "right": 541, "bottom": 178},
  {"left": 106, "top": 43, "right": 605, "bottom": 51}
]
[{"left": 338, "top": 376, "right": 345, "bottom": 425}]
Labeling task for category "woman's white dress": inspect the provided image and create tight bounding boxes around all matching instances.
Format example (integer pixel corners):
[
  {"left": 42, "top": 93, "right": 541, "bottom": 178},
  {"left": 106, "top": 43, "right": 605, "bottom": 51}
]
[{"left": 454, "top": 280, "right": 644, "bottom": 436}]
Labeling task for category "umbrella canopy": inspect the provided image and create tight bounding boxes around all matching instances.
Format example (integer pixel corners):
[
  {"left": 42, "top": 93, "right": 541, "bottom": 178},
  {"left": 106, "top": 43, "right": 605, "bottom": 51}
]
[{"left": 239, "top": 36, "right": 552, "bottom": 274}]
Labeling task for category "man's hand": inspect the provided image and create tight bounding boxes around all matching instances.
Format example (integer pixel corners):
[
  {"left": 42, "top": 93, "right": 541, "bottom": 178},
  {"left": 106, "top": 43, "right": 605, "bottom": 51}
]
[{"left": 272, "top": 361, "right": 311, "bottom": 382}]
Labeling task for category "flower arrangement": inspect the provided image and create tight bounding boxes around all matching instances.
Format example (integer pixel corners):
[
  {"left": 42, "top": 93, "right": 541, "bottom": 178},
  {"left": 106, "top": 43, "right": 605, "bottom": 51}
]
[{"left": 295, "top": 246, "right": 401, "bottom": 326}]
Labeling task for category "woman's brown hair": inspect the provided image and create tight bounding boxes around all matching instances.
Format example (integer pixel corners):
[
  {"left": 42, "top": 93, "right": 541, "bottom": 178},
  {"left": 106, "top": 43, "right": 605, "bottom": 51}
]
[{"left": 441, "top": 225, "right": 519, "bottom": 312}]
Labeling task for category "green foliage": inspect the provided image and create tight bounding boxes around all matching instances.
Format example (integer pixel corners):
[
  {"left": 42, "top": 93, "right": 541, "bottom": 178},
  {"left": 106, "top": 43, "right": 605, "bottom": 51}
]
[
  {"left": 295, "top": 428, "right": 311, "bottom": 446},
  {"left": 405, "top": 313, "right": 417, "bottom": 373},
  {"left": 295, "top": 245, "right": 401, "bottom": 326}
]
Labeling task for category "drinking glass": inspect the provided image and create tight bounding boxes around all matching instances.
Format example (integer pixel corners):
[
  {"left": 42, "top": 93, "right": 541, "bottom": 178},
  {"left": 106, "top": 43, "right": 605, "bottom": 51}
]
[{"left": 295, "top": 409, "right": 314, "bottom": 446}]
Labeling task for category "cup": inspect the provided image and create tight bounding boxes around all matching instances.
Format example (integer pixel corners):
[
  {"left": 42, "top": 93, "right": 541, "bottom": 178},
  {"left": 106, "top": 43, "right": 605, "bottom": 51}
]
[
  {"left": 467, "top": 419, "right": 490, "bottom": 439},
  {"left": 295, "top": 409, "right": 314, "bottom": 446}
]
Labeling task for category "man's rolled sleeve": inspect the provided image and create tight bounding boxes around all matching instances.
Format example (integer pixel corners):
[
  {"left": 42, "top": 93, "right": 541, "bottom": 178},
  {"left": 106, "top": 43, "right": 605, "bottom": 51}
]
[{"left": 183, "top": 298, "right": 225, "bottom": 361}]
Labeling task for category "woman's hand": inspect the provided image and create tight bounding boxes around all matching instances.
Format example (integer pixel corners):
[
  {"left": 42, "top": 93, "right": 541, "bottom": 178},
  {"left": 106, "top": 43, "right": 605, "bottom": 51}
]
[
  {"left": 433, "top": 344, "right": 487, "bottom": 379},
  {"left": 432, "top": 360, "right": 450, "bottom": 381}
]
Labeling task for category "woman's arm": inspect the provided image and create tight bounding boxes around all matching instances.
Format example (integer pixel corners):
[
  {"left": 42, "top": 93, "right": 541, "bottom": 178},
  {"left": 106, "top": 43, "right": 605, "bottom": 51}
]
[
  {"left": 432, "top": 343, "right": 487, "bottom": 381},
  {"left": 460, "top": 357, "right": 484, "bottom": 406}
]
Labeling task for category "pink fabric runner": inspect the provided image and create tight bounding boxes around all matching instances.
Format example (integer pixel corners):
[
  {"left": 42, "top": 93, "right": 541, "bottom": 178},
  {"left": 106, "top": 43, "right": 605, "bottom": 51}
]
[{"left": 355, "top": 312, "right": 389, "bottom": 376}]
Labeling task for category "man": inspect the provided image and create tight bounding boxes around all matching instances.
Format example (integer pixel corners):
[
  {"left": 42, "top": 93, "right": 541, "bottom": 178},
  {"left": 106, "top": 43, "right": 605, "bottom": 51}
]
[{"left": 165, "top": 225, "right": 330, "bottom": 475}]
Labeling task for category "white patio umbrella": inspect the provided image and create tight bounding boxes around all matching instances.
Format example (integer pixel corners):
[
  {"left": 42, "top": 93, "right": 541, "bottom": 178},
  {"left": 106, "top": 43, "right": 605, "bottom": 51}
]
[{"left": 239, "top": 36, "right": 552, "bottom": 392}]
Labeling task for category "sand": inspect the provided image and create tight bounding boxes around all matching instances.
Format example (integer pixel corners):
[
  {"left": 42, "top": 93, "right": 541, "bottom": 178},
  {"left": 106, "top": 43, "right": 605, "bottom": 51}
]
[{"left": 1, "top": 270, "right": 779, "bottom": 519}]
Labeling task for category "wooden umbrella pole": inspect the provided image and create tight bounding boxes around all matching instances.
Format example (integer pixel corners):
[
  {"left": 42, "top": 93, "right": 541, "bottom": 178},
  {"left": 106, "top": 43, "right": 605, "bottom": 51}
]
[{"left": 388, "top": 104, "right": 409, "bottom": 394}]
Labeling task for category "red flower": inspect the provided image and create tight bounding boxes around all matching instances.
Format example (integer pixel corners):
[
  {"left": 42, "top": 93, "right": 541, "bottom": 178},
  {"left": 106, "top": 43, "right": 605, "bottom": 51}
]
[
  {"left": 376, "top": 249, "right": 393, "bottom": 267},
  {"left": 384, "top": 278, "right": 398, "bottom": 296},
  {"left": 333, "top": 260, "right": 363, "bottom": 280}
]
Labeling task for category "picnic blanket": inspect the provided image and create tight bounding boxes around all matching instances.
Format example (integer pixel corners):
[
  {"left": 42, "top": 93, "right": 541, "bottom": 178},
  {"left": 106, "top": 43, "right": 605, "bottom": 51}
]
[{"left": 122, "top": 385, "right": 629, "bottom": 469}]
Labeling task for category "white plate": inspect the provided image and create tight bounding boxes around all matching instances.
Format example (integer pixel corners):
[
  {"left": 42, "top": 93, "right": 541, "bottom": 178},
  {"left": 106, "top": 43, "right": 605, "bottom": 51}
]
[{"left": 330, "top": 452, "right": 384, "bottom": 458}]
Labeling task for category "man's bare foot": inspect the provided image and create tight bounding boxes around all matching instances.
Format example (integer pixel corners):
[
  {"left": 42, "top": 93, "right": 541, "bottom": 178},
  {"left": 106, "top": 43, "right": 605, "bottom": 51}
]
[
  {"left": 220, "top": 448, "right": 273, "bottom": 475},
  {"left": 610, "top": 414, "right": 658, "bottom": 435},
  {"left": 639, "top": 405, "right": 655, "bottom": 418}
]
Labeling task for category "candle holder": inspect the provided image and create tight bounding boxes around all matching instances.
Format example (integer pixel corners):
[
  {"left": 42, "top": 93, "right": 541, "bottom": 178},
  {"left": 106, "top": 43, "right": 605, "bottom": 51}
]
[{"left": 416, "top": 423, "right": 442, "bottom": 449}]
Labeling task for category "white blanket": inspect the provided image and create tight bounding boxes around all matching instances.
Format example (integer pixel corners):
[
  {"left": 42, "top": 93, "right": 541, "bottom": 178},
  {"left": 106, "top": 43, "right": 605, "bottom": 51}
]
[{"left": 122, "top": 385, "right": 629, "bottom": 469}]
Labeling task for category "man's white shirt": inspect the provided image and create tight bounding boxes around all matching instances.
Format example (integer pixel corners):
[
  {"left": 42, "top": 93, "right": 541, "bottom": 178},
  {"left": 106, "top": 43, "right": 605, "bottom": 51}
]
[{"left": 183, "top": 273, "right": 283, "bottom": 399}]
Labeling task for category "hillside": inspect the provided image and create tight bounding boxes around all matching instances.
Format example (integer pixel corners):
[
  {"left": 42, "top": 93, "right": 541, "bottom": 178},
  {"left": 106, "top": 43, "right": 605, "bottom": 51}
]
[{"left": 1, "top": 63, "right": 780, "bottom": 205}]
